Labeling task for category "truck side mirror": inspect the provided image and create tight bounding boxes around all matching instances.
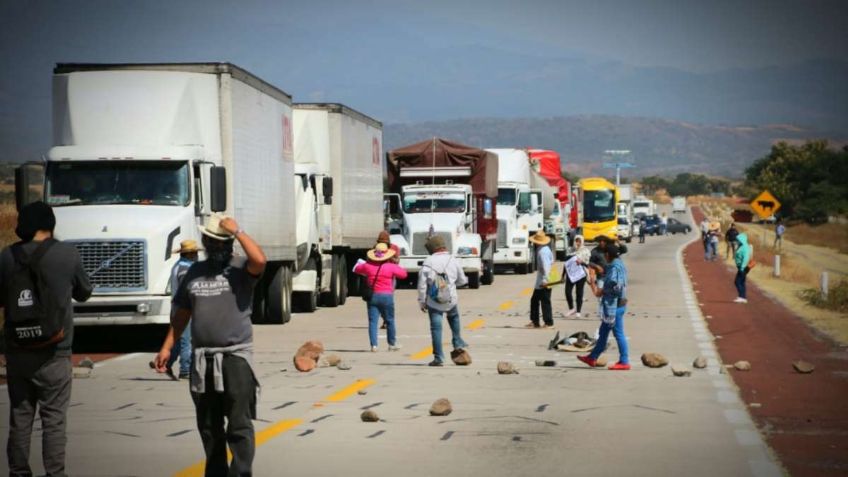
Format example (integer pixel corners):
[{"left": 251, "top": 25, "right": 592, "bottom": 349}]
[
  {"left": 210, "top": 166, "right": 227, "bottom": 212},
  {"left": 322, "top": 176, "right": 333, "bottom": 205}
]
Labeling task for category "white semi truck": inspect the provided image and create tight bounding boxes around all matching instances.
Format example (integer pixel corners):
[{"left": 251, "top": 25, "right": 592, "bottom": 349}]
[
  {"left": 16, "top": 63, "right": 299, "bottom": 325},
  {"left": 385, "top": 138, "right": 498, "bottom": 288},
  {"left": 616, "top": 184, "right": 634, "bottom": 242},
  {"left": 291, "top": 103, "right": 384, "bottom": 310},
  {"left": 487, "top": 148, "right": 534, "bottom": 274}
]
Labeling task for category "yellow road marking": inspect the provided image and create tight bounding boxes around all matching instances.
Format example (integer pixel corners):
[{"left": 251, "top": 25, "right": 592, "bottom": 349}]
[
  {"left": 466, "top": 319, "right": 485, "bottom": 330},
  {"left": 411, "top": 346, "right": 434, "bottom": 360},
  {"left": 498, "top": 300, "right": 515, "bottom": 311},
  {"left": 322, "top": 379, "right": 376, "bottom": 403},
  {"left": 520, "top": 287, "right": 533, "bottom": 297}
]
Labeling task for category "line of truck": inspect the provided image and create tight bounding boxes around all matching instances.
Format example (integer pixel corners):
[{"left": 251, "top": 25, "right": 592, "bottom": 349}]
[{"left": 14, "top": 62, "right": 582, "bottom": 328}]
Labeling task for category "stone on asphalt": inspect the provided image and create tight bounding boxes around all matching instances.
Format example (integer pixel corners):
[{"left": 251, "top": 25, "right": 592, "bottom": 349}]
[
  {"left": 293, "top": 340, "right": 324, "bottom": 372},
  {"left": 429, "top": 398, "right": 453, "bottom": 416},
  {"left": 641, "top": 353, "right": 669, "bottom": 368},
  {"left": 326, "top": 354, "right": 342, "bottom": 366},
  {"left": 79, "top": 357, "right": 95, "bottom": 369},
  {"left": 535, "top": 360, "right": 556, "bottom": 367},
  {"left": 497, "top": 362, "right": 518, "bottom": 374},
  {"left": 451, "top": 349, "right": 472, "bottom": 366},
  {"left": 693, "top": 356, "right": 707, "bottom": 369},
  {"left": 733, "top": 360, "right": 751, "bottom": 371},
  {"left": 671, "top": 366, "right": 692, "bottom": 377},
  {"left": 361, "top": 410, "right": 379, "bottom": 422},
  {"left": 72, "top": 367, "right": 92, "bottom": 379},
  {"left": 792, "top": 360, "right": 815, "bottom": 374},
  {"left": 357, "top": 390, "right": 368, "bottom": 395},
  {"left": 337, "top": 361, "right": 352, "bottom": 371}
]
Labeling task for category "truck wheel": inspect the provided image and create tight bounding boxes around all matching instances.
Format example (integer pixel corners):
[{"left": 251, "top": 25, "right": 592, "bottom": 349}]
[
  {"left": 320, "top": 254, "right": 342, "bottom": 307},
  {"left": 267, "top": 265, "right": 292, "bottom": 324},
  {"left": 468, "top": 272, "right": 481, "bottom": 289},
  {"left": 626, "top": 237, "right": 632, "bottom": 243},
  {"left": 481, "top": 261, "right": 494, "bottom": 285},
  {"left": 337, "top": 255, "right": 348, "bottom": 305}
]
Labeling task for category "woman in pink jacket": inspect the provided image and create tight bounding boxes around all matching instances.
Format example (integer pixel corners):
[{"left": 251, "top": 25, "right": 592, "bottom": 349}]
[{"left": 354, "top": 243, "right": 408, "bottom": 352}]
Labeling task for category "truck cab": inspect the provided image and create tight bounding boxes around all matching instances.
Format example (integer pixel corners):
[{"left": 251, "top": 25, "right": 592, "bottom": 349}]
[{"left": 493, "top": 182, "right": 532, "bottom": 273}]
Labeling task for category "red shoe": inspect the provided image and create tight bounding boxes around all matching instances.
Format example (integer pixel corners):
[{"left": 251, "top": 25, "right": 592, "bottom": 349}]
[
  {"left": 577, "top": 355, "right": 597, "bottom": 367},
  {"left": 608, "top": 362, "right": 631, "bottom": 371}
]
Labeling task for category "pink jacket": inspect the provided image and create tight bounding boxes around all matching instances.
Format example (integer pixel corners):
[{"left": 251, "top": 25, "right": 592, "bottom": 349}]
[{"left": 353, "top": 260, "right": 408, "bottom": 294}]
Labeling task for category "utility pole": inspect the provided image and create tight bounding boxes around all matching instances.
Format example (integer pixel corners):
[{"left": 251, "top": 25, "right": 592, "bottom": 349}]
[{"left": 602, "top": 150, "right": 635, "bottom": 186}]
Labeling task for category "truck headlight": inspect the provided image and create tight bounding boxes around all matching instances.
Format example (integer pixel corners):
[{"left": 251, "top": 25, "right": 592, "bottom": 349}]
[{"left": 457, "top": 246, "right": 478, "bottom": 256}]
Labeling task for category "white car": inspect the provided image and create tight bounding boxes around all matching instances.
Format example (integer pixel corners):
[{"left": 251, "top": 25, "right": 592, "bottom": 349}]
[{"left": 617, "top": 217, "right": 633, "bottom": 243}]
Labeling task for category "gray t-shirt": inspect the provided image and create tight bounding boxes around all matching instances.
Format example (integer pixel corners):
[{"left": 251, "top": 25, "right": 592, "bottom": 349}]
[
  {"left": 0, "top": 239, "right": 93, "bottom": 356},
  {"left": 173, "top": 255, "right": 258, "bottom": 348}
]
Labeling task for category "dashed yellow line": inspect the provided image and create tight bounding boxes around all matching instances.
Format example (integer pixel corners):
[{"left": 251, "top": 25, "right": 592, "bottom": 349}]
[
  {"left": 498, "top": 300, "right": 515, "bottom": 311},
  {"left": 411, "top": 346, "right": 434, "bottom": 360},
  {"left": 321, "top": 379, "right": 376, "bottom": 403},
  {"left": 520, "top": 287, "right": 533, "bottom": 297},
  {"left": 466, "top": 319, "right": 485, "bottom": 331}
]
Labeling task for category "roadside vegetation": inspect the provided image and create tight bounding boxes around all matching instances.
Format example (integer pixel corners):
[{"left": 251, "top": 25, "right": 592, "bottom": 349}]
[{"left": 800, "top": 281, "right": 848, "bottom": 314}]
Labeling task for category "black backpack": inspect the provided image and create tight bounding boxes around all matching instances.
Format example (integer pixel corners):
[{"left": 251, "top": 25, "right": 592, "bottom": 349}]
[{"left": 5, "top": 239, "right": 65, "bottom": 348}]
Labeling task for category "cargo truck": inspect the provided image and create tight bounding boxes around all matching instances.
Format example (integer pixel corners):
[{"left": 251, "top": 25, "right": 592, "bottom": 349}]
[
  {"left": 616, "top": 184, "right": 634, "bottom": 242},
  {"left": 528, "top": 149, "right": 571, "bottom": 259},
  {"left": 291, "top": 103, "right": 384, "bottom": 311},
  {"left": 385, "top": 138, "right": 498, "bottom": 288},
  {"left": 16, "top": 63, "right": 298, "bottom": 325},
  {"left": 487, "top": 148, "right": 534, "bottom": 274},
  {"left": 672, "top": 196, "right": 687, "bottom": 213}
]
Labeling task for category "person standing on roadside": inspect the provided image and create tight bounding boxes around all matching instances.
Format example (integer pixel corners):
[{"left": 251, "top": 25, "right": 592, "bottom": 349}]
[
  {"left": 733, "top": 232, "right": 752, "bottom": 304},
  {"left": 527, "top": 231, "right": 554, "bottom": 329},
  {"left": 1, "top": 201, "right": 92, "bottom": 476},
  {"left": 660, "top": 212, "right": 669, "bottom": 236},
  {"left": 725, "top": 223, "right": 739, "bottom": 259},
  {"left": 774, "top": 220, "right": 785, "bottom": 251},
  {"left": 565, "top": 234, "right": 591, "bottom": 318},
  {"left": 578, "top": 243, "right": 630, "bottom": 370},
  {"left": 638, "top": 217, "right": 647, "bottom": 243},
  {"left": 153, "top": 214, "right": 266, "bottom": 476},
  {"left": 700, "top": 218, "right": 710, "bottom": 251},
  {"left": 417, "top": 235, "right": 469, "bottom": 367},
  {"left": 353, "top": 243, "right": 407, "bottom": 352},
  {"left": 164, "top": 240, "right": 200, "bottom": 380}
]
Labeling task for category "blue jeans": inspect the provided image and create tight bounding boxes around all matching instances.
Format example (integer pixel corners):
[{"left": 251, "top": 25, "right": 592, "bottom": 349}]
[
  {"left": 428, "top": 306, "right": 469, "bottom": 363},
  {"left": 167, "top": 320, "right": 192, "bottom": 375},
  {"left": 735, "top": 268, "right": 748, "bottom": 299},
  {"left": 660, "top": 224, "right": 667, "bottom": 235},
  {"left": 367, "top": 293, "right": 396, "bottom": 347},
  {"left": 590, "top": 306, "right": 629, "bottom": 364}
]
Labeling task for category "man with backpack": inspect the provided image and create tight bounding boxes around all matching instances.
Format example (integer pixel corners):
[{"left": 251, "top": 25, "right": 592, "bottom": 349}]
[
  {"left": 417, "top": 235, "right": 469, "bottom": 367},
  {"left": 1, "top": 201, "right": 92, "bottom": 476}
]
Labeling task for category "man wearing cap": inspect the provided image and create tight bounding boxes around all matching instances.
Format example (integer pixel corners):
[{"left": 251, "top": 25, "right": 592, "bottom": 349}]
[
  {"left": 165, "top": 240, "right": 200, "bottom": 380},
  {"left": 0, "top": 201, "right": 92, "bottom": 476},
  {"left": 417, "top": 235, "right": 469, "bottom": 367},
  {"left": 153, "top": 214, "right": 266, "bottom": 475},
  {"left": 527, "top": 231, "right": 554, "bottom": 328}
]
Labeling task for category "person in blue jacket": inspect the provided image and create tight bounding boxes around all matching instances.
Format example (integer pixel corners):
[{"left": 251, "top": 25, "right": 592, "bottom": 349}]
[{"left": 733, "top": 233, "right": 752, "bottom": 304}]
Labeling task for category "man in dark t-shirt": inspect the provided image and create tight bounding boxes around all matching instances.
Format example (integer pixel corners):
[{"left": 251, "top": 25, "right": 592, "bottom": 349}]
[
  {"left": 154, "top": 214, "right": 266, "bottom": 476},
  {"left": 0, "top": 201, "right": 92, "bottom": 476}
]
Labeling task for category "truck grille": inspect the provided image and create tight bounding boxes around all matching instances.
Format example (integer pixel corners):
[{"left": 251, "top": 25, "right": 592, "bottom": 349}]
[
  {"left": 72, "top": 240, "right": 147, "bottom": 291},
  {"left": 497, "top": 220, "right": 508, "bottom": 246},
  {"left": 412, "top": 232, "right": 452, "bottom": 256}
]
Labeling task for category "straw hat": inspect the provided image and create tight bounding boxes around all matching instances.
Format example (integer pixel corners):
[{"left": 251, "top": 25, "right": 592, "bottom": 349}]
[
  {"left": 199, "top": 214, "right": 235, "bottom": 241},
  {"left": 528, "top": 230, "right": 551, "bottom": 246},
  {"left": 173, "top": 239, "right": 202, "bottom": 255},
  {"left": 366, "top": 243, "right": 396, "bottom": 262}
]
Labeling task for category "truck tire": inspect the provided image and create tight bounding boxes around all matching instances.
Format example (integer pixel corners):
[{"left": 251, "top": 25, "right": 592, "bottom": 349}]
[
  {"left": 625, "top": 236, "right": 632, "bottom": 243},
  {"left": 320, "top": 254, "right": 343, "bottom": 307},
  {"left": 267, "top": 265, "right": 292, "bottom": 324},
  {"left": 468, "top": 272, "right": 481, "bottom": 289},
  {"left": 481, "top": 261, "right": 495, "bottom": 285}
]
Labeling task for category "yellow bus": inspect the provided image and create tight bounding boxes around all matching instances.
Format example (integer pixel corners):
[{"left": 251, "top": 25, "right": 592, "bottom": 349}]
[{"left": 578, "top": 177, "right": 618, "bottom": 242}]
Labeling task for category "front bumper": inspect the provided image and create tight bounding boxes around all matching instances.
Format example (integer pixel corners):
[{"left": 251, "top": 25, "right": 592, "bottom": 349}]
[
  {"left": 73, "top": 295, "right": 171, "bottom": 325},
  {"left": 494, "top": 247, "right": 530, "bottom": 265}
]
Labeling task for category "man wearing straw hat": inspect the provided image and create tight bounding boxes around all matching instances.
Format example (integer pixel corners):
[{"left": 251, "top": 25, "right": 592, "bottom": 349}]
[
  {"left": 527, "top": 230, "right": 554, "bottom": 328},
  {"left": 164, "top": 240, "right": 201, "bottom": 380},
  {"left": 153, "top": 214, "right": 266, "bottom": 475}
]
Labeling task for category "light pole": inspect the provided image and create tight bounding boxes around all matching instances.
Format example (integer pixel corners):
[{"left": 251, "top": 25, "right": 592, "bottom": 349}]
[{"left": 602, "top": 149, "right": 635, "bottom": 186}]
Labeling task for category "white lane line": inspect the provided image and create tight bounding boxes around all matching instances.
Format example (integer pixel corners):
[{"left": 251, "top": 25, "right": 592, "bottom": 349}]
[
  {"left": 735, "top": 429, "right": 764, "bottom": 446},
  {"left": 724, "top": 409, "right": 750, "bottom": 425},
  {"left": 94, "top": 352, "right": 144, "bottom": 369}
]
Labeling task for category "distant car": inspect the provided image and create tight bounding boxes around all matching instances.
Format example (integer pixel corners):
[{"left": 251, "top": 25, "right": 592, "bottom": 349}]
[
  {"left": 666, "top": 217, "right": 691, "bottom": 234},
  {"left": 642, "top": 214, "right": 660, "bottom": 236},
  {"left": 617, "top": 217, "right": 633, "bottom": 243}
]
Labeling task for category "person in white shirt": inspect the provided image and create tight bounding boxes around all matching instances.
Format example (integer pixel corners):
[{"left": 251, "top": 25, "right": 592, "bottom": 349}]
[
  {"left": 417, "top": 235, "right": 468, "bottom": 367},
  {"left": 527, "top": 231, "right": 554, "bottom": 328}
]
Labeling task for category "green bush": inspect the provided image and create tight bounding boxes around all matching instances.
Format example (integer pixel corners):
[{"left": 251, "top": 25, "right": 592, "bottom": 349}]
[{"left": 799, "top": 280, "right": 848, "bottom": 313}]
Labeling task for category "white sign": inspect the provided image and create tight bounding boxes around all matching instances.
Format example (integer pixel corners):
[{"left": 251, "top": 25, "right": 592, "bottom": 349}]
[{"left": 565, "top": 256, "right": 586, "bottom": 283}]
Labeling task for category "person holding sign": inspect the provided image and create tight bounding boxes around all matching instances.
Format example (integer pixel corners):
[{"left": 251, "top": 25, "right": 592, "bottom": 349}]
[
  {"left": 526, "top": 231, "right": 554, "bottom": 328},
  {"left": 564, "top": 235, "right": 590, "bottom": 317}
]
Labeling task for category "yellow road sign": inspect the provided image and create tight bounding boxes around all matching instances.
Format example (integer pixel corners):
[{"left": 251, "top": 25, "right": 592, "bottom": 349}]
[{"left": 750, "top": 190, "right": 781, "bottom": 219}]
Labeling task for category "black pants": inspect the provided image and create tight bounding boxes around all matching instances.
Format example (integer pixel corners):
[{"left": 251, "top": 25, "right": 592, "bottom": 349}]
[
  {"left": 192, "top": 355, "right": 257, "bottom": 477},
  {"left": 638, "top": 233, "right": 645, "bottom": 243},
  {"left": 565, "top": 276, "right": 586, "bottom": 312},
  {"left": 530, "top": 288, "right": 553, "bottom": 326}
]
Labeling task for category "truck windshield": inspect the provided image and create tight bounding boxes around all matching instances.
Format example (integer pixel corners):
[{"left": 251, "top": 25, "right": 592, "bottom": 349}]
[
  {"left": 517, "top": 192, "right": 532, "bottom": 213},
  {"left": 45, "top": 161, "right": 190, "bottom": 207},
  {"left": 583, "top": 190, "right": 616, "bottom": 222},
  {"left": 403, "top": 192, "right": 466, "bottom": 213},
  {"left": 497, "top": 188, "right": 517, "bottom": 206}
]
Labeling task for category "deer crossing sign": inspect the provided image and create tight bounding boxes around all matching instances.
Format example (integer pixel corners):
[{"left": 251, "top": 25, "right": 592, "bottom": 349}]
[{"left": 750, "top": 190, "right": 781, "bottom": 219}]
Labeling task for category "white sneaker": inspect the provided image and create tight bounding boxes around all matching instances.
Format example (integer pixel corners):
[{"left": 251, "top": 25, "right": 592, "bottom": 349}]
[
  {"left": 565, "top": 309, "right": 576, "bottom": 317},
  {"left": 738, "top": 298, "right": 748, "bottom": 304},
  {"left": 733, "top": 297, "right": 744, "bottom": 303},
  {"left": 388, "top": 344, "right": 402, "bottom": 351},
  {"left": 371, "top": 346, "right": 378, "bottom": 352},
  {"left": 575, "top": 312, "right": 581, "bottom": 318}
]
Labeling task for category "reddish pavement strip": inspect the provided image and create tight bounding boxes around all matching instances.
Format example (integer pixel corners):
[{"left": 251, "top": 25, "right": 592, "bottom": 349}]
[
  {"left": 0, "top": 353, "right": 120, "bottom": 385},
  {"left": 686, "top": 207, "right": 848, "bottom": 477}
]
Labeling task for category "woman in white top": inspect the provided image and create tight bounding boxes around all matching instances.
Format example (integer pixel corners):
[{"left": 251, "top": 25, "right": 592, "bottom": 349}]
[{"left": 564, "top": 234, "right": 591, "bottom": 317}]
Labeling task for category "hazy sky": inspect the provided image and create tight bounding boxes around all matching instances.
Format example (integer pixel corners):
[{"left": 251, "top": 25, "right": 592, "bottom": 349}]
[{"left": 0, "top": 0, "right": 846, "bottom": 160}]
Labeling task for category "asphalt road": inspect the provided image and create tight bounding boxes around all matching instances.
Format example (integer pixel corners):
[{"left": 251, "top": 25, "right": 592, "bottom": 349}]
[{"left": 0, "top": 206, "right": 783, "bottom": 477}]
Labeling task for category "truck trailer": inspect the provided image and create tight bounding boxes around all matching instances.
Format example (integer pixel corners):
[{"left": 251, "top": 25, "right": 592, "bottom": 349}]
[
  {"left": 17, "top": 63, "right": 299, "bottom": 325},
  {"left": 487, "top": 148, "right": 534, "bottom": 274},
  {"left": 385, "top": 138, "right": 498, "bottom": 288}
]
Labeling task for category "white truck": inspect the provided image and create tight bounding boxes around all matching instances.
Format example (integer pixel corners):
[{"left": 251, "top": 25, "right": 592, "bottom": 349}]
[
  {"left": 632, "top": 196, "right": 655, "bottom": 219},
  {"left": 527, "top": 149, "right": 570, "bottom": 259},
  {"left": 487, "top": 148, "right": 534, "bottom": 274},
  {"left": 672, "top": 196, "right": 687, "bottom": 213},
  {"left": 616, "top": 184, "right": 634, "bottom": 242},
  {"left": 385, "top": 138, "right": 498, "bottom": 288},
  {"left": 16, "top": 63, "right": 298, "bottom": 325},
  {"left": 291, "top": 103, "right": 384, "bottom": 311}
]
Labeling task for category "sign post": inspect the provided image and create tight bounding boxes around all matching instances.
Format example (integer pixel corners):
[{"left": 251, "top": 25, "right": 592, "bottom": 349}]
[{"left": 750, "top": 190, "right": 781, "bottom": 221}]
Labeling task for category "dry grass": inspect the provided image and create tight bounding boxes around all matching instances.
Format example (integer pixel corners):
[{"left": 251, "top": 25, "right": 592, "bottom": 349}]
[
  {"left": 0, "top": 203, "right": 17, "bottom": 249},
  {"left": 785, "top": 222, "right": 848, "bottom": 254}
]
